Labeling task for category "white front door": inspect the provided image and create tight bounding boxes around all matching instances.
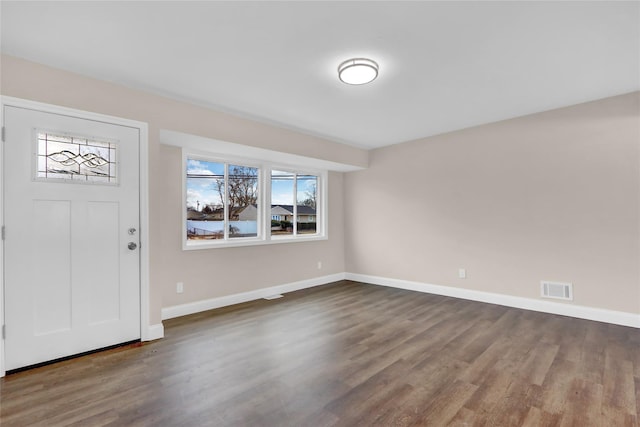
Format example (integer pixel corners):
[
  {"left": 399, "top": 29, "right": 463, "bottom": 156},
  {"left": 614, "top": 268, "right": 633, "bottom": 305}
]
[{"left": 3, "top": 105, "right": 141, "bottom": 371}]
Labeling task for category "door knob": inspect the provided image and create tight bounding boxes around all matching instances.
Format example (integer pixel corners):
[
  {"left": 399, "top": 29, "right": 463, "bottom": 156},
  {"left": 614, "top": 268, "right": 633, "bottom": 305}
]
[{"left": 128, "top": 242, "right": 137, "bottom": 250}]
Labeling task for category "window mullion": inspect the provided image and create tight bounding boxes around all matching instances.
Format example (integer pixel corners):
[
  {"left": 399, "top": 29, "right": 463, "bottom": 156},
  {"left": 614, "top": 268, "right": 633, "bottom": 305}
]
[
  {"left": 223, "top": 163, "right": 229, "bottom": 240},
  {"left": 293, "top": 173, "right": 298, "bottom": 236},
  {"left": 264, "top": 168, "right": 271, "bottom": 240}
]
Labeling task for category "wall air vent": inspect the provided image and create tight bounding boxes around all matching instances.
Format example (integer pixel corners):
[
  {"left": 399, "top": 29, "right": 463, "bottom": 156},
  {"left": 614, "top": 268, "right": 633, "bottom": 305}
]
[{"left": 541, "top": 281, "right": 573, "bottom": 301}]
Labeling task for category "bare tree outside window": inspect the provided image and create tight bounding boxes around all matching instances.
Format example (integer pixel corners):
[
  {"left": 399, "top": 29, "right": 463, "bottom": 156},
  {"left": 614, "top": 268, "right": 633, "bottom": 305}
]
[
  {"left": 216, "top": 165, "right": 258, "bottom": 221},
  {"left": 299, "top": 177, "right": 317, "bottom": 209},
  {"left": 296, "top": 175, "right": 317, "bottom": 234}
]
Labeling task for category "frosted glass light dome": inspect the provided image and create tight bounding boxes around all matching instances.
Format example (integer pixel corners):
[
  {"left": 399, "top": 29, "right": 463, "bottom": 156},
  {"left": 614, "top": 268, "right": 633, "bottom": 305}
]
[{"left": 338, "top": 58, "right": 379, "bottom": 85}]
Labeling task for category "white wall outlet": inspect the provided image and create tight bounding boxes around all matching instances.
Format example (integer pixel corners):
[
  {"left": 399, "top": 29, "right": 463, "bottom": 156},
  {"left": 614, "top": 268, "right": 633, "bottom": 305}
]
[
  {"left": 317, "top": 261, "right": 322, "bottom": 270},
  {"left": 176, "top": 282, "right": 184, "bottom": 294},
  {"left": 458, "top": 268, "right": 466, "bottom": 279}
]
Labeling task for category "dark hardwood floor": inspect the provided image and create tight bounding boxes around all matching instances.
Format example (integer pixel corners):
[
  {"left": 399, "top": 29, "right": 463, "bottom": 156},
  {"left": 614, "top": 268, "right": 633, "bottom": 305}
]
[{"left": 1, "top": 280, "right": 638, "bottom": 426}]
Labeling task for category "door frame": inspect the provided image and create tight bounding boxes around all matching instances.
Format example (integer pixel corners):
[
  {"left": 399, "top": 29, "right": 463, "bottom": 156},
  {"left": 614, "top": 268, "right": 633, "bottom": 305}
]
[{"left": 0, "top": 96, "right": 152, "bottom": 377}]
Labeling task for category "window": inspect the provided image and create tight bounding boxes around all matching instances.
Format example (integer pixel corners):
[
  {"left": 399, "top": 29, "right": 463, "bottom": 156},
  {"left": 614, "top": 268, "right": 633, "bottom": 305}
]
[
  {"left": 184, "top": 151, "right": 325, "bottom": 249},
  {"left": 36, "top": 131, "right": 117, "bottom": 184},
  {"left": 270, "top": 171, "right": 318, "bottom": 237},
  {"left": 186, "top": 158, "right": 259, "bottom": 241}
]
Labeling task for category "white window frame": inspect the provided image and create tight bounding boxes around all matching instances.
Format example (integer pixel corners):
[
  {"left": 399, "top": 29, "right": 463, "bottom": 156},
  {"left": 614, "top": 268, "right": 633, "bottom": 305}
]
[{"left": 183, "top": 149, "right": 327, "bottom": 250}]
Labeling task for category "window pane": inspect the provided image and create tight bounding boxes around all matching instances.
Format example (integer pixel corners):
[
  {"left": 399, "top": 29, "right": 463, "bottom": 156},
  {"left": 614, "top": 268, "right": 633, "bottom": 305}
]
[
  {"left": 297, "top": 174, "right": 318, "bottom": 234},
  {"left": 36, "top": 132, "right": 117, "bottom": 184},
  {"left": 186, "top": 159, "right": 225, "bottom": 240},
  {"left": 228, "top": 164, "right": 258, "bottom": 238},
  {"left": 271, "top": 170, "right": 294, "bottom": 236}
]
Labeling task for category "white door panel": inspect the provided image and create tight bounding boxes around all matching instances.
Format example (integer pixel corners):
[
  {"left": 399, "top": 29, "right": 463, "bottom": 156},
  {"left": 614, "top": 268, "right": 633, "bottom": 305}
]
[{"left": 4, "top": 106, "right": 141, "bottom": 370}]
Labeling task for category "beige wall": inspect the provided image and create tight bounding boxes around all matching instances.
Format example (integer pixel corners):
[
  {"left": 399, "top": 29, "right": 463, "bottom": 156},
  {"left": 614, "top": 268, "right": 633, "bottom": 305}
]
[
  {"left": 2, "top": 53, "right": 638, "bottom": 325},
  {"left": 159, "top": 142, "right": 347, "bottom": 307},
  {"left": 345, "top": 92, "right": 640, "bottom": 314},
  {"left": 1, "top": 55, "right": 362, "bottom": 324}
]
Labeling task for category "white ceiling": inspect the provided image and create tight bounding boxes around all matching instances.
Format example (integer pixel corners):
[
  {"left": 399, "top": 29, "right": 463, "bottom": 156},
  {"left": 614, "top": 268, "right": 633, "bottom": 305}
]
[{"left": 1, "top": 1, "right": 638, "bottom": 149}]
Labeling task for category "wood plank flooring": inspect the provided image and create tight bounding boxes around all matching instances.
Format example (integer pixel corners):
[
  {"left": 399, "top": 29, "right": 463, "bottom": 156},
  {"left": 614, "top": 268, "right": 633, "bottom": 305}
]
[{"left": 1, "top": 280, "right": 638, "bottom": 426}]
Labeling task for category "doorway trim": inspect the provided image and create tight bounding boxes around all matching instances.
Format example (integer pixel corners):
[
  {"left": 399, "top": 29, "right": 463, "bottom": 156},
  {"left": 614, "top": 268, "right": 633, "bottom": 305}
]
[{"left": 0, "top": 96, "right": 153, "bottom": 377}]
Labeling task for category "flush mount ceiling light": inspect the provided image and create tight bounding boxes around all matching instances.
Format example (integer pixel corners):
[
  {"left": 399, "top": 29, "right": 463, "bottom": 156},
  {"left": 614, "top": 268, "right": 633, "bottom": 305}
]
[{"left": 338, "top": 58, "right": 379, "bottom": 85}]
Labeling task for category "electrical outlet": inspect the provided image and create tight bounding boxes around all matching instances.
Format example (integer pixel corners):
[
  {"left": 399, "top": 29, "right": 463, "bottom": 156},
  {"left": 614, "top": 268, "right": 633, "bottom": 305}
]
[
  {"left": 176, "top": 282, "right": 184, "bottom": 294},
  {"left": 458, "top": 268, "right": 466, "bottom": 279},
  {"left": 317, "top": 261, "right": 322, "bottom": 270}
]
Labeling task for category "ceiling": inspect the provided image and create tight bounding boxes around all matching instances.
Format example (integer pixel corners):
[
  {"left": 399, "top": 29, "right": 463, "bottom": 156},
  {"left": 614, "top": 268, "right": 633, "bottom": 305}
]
[{"left": 1, "top": 1, "right": 638, "bottom": 149}]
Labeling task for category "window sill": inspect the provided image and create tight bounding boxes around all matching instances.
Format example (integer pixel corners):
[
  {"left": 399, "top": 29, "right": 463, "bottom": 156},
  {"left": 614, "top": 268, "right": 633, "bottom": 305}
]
[{"left": 183, "top": 234, "right": 327, "bottom": 250}]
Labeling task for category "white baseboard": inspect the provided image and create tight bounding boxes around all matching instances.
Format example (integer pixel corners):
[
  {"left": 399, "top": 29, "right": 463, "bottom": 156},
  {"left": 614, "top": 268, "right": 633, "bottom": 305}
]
[
  {"left": 143, "top": 323, "right": 165, "bottom": 341},
  {"left": 161, "top": 273, "right": 346, "bottom": 320},
  {"left": 159, "top": 272, "right": 639, "bottom": 328},
  {"left": 345, "top": 273, "right": 640, "bottom": 329}
]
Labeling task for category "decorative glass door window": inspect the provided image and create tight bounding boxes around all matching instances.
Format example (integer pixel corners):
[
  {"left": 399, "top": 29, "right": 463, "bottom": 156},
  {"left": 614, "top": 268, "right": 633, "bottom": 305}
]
[{"left": 36, "top": 131, "right": 117, "bottom": 184}]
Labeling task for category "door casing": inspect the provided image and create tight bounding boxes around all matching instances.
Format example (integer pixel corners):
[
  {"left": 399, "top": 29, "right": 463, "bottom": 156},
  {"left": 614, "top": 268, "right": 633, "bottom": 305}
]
[{"left": 0, "top": 96, "right": 152, "bottom": 377}]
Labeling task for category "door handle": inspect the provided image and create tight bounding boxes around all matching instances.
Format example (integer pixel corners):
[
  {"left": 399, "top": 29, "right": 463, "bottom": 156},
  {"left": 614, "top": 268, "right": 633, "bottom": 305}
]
[{"left": 128, "top": 242, "right": 138, "bottom": 250}]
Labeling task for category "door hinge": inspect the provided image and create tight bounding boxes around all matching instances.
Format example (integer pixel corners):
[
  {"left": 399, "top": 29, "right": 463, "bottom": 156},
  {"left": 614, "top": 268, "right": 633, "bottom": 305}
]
[{"left": 2, "top": 325, "right": 5, "bottom": 340}]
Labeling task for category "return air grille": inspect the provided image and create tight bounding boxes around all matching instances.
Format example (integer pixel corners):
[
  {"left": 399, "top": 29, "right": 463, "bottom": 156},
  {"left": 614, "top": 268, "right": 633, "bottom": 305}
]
[{"left": 541, "top": 281, "right": 573, "bottom": 301}]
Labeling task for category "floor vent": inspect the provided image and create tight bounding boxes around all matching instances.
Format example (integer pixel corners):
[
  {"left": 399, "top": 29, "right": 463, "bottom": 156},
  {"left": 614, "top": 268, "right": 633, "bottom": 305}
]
[
  {"left": 263, "top": 294, "right": 283, "bottom": 300},
  {"left": 541, "top": 281, "right": 573, "bottom": 301}
]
